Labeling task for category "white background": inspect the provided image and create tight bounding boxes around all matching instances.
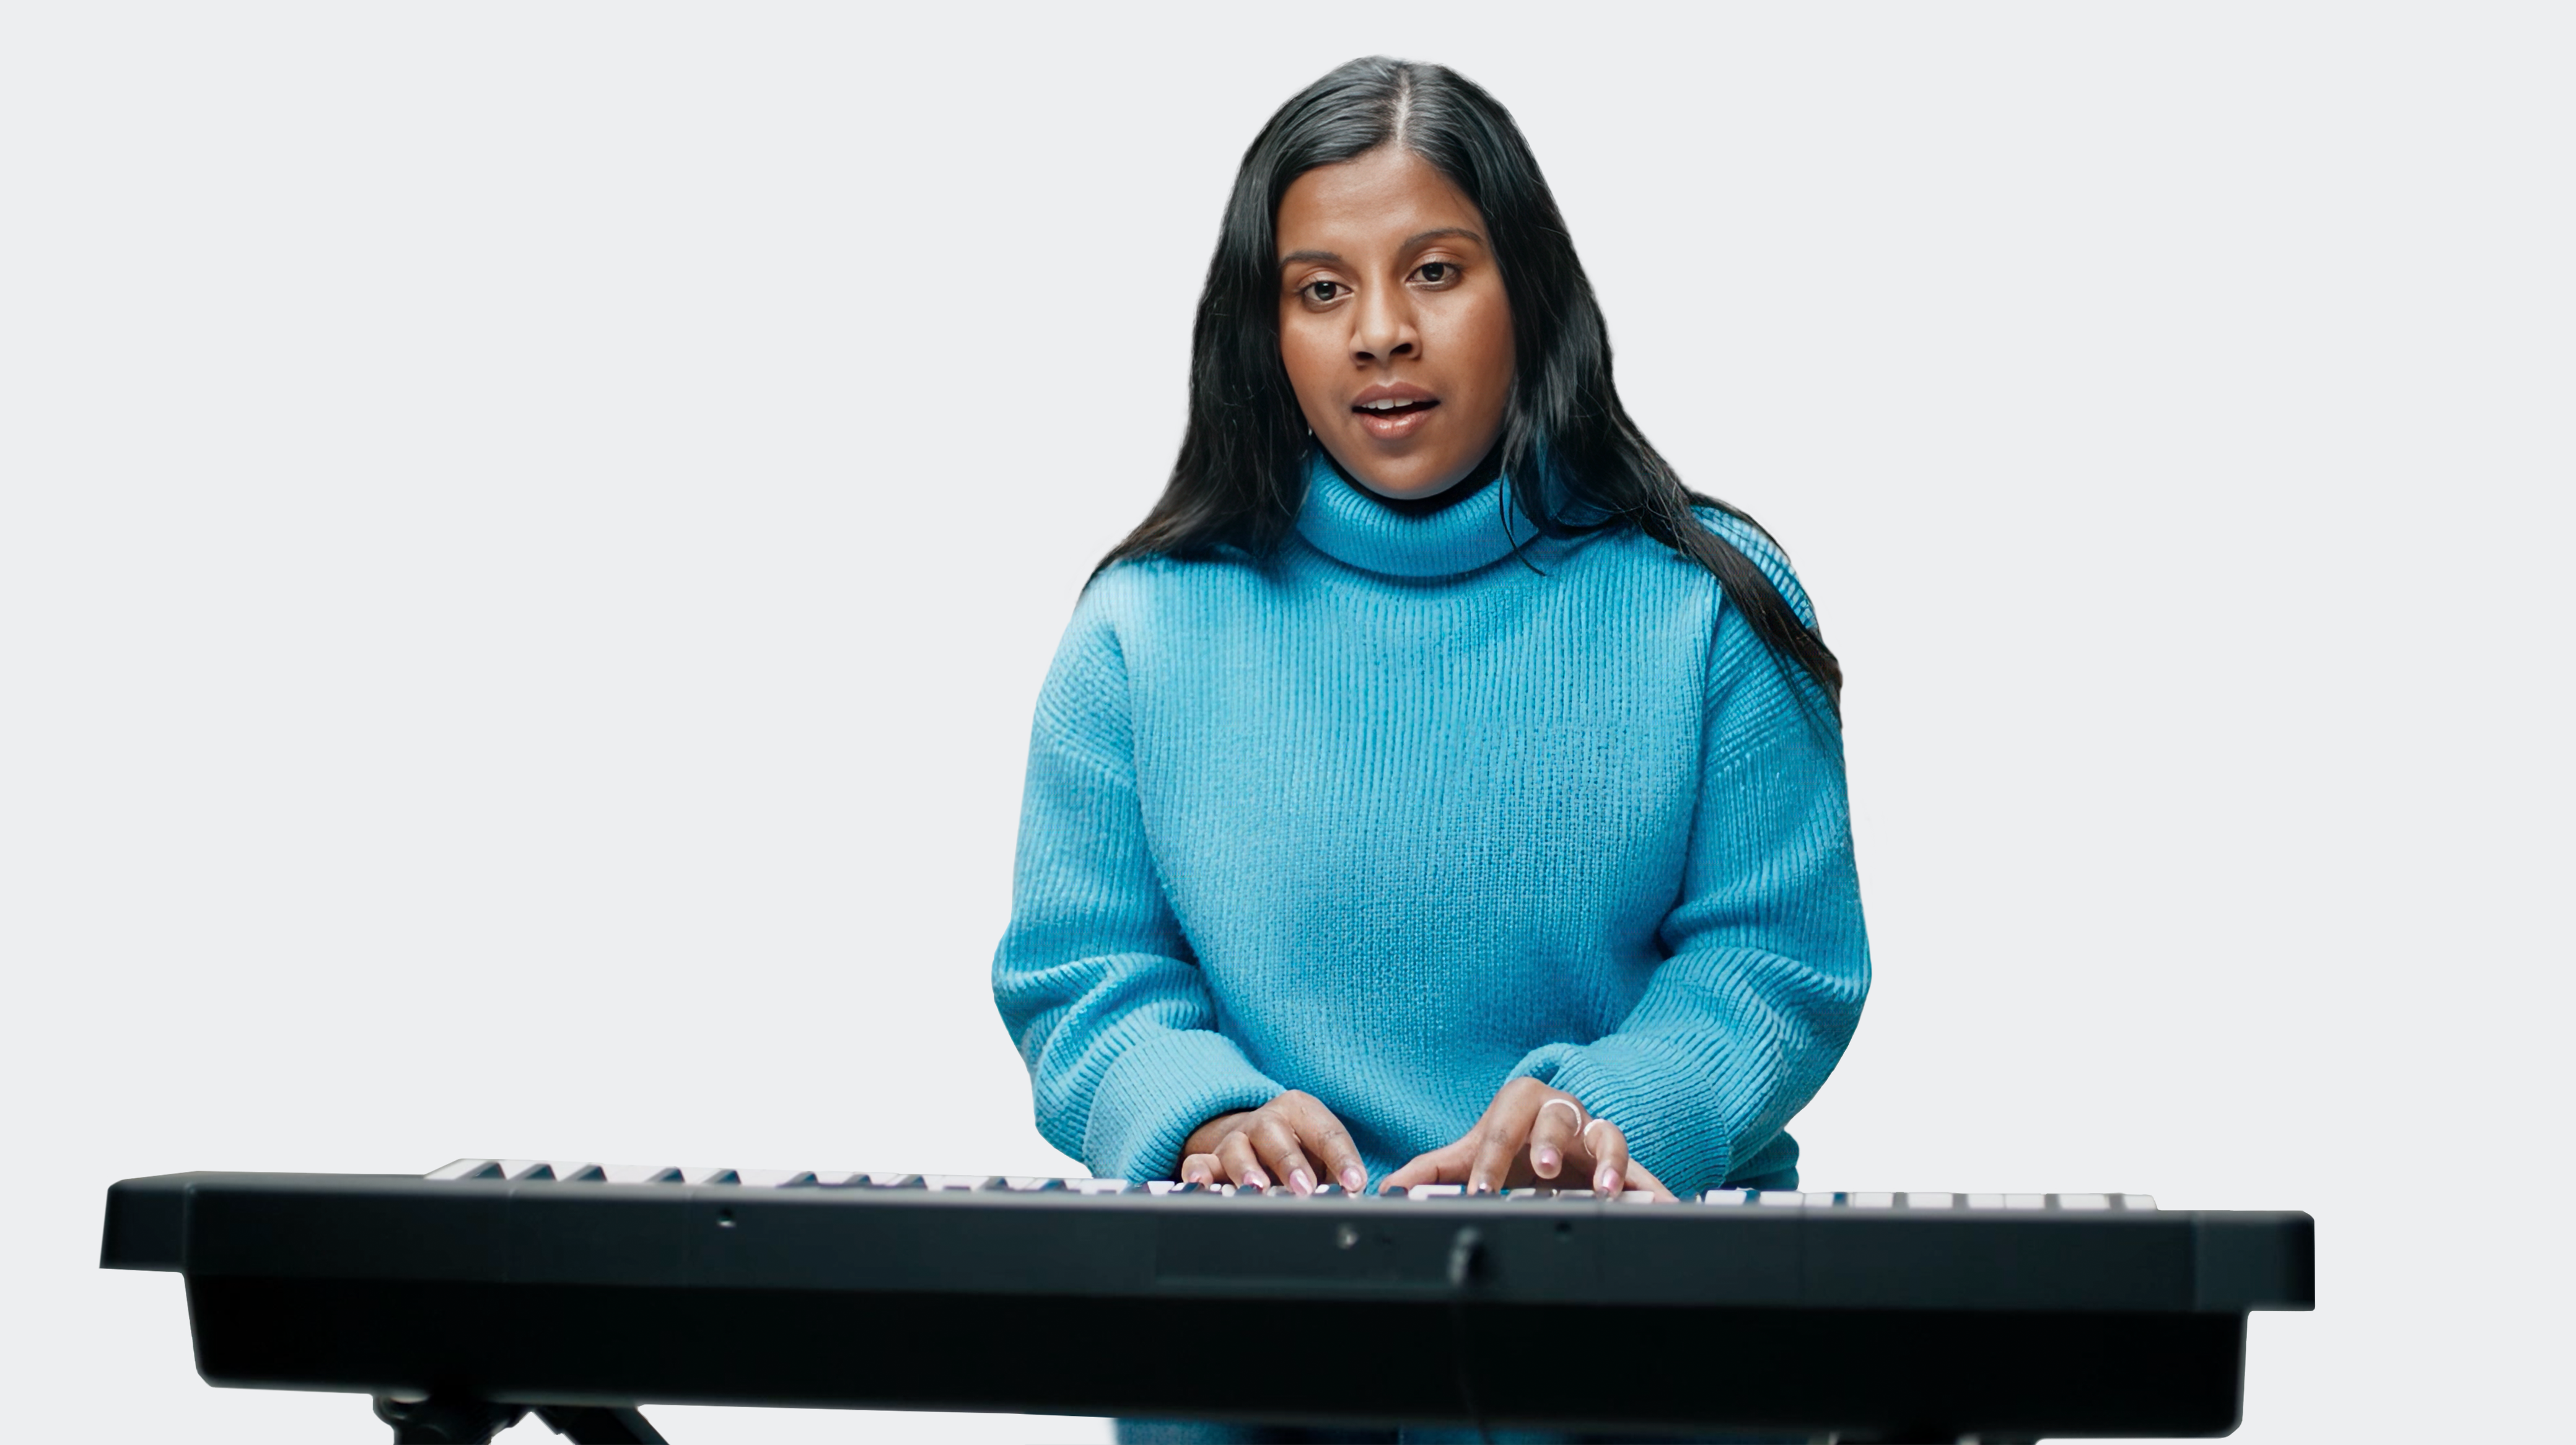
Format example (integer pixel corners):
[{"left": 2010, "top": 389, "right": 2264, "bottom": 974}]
[{"left": 3, "top": 4, "right": 2567, "bottom": 1441}]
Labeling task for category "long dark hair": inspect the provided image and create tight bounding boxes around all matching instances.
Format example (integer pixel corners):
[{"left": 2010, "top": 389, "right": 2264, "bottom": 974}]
[{"left": 1100, "top": 56, "right": 1842, "bottom": 715}]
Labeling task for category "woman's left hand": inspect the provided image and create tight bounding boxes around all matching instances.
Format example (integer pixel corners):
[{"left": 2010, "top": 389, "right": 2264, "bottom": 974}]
[{"left": 1378, "top": 1078, "right": 1676, "bottom": 1200}]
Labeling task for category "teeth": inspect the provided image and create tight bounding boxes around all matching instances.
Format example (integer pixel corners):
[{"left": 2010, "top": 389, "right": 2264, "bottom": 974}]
[{"left": 1360, "top": 399, "right": 1415, "bottom": 412}]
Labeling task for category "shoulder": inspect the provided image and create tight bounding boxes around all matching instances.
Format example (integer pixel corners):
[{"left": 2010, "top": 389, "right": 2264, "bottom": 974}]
[
  {"left": 1043, "top": 550, "right": 1268, "bottom": 698},
  {"left": 1688, "top": 504, "right": 1818, "bottom": 630},
  {"left": 1070, "top": 548, "right": 1272, "bottom": 645}
]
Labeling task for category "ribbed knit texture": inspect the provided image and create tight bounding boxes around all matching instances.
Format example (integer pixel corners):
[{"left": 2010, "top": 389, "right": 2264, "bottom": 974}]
[{"left": 992, "top": 455, "right": 1868, "bottom": 1195}]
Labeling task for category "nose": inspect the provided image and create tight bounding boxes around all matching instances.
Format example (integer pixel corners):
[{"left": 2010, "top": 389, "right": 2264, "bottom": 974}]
[{"left": 1351, "top": 282, "right": 1419, "bottom": 365}]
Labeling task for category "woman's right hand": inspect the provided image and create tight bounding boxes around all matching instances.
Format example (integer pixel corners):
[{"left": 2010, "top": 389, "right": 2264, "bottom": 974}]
[{"left": 1180, "top": 1090, "right": 1368, "bottom": 1195}]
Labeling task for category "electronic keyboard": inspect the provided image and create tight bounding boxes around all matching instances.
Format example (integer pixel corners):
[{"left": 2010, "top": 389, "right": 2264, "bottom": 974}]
[{"left": 100, "top": 1161, "right": 2316, "bottom": 1444}]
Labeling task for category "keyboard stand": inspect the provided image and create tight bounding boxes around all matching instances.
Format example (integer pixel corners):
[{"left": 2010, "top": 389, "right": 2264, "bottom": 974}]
[{"left": 372, "top": 1394, "right": 667, "bottom": 1444}]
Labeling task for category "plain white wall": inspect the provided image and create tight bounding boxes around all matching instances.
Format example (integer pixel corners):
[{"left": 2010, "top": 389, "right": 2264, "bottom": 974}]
[{"left": 4, "top": 4, "right": 2567, "bottom": 1441}]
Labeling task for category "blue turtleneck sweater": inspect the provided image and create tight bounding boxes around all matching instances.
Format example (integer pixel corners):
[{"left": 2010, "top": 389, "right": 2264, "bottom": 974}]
[{"left": 992, "top": 459, "right": 1868, "bottom": 1194}]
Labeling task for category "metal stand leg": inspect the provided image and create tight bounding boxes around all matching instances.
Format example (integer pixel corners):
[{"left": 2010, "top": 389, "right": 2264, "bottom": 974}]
[{"left": 530, "top": 1404, "right": 670, "bottom": 1444}]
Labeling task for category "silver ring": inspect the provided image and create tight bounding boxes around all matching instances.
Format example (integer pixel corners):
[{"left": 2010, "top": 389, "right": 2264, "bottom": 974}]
[
  {"left": 1538, "top": 1098, "right": 1586, "bottom": 1129},
  {"left": 1581, "top": 1117, "right": 1617, "bottom": 1144}
]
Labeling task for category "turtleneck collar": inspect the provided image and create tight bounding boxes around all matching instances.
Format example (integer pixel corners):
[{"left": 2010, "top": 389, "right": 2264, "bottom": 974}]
[{"left": 1291, "top": 451, "right": 1546, "bottom": 578}]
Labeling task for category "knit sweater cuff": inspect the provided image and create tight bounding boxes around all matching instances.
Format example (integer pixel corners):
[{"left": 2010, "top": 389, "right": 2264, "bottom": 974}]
[
  {"left": 1083, "top": 1029, "right": 1284, "bottom": 1183},
  {"left": 1508, "top": 1041, "right": 1734, "bottom": 1196}
]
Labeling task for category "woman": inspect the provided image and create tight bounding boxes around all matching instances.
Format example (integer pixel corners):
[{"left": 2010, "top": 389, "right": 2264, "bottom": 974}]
[{"left": 993, "top": 56, "right": 1864, "bottom": 1228}]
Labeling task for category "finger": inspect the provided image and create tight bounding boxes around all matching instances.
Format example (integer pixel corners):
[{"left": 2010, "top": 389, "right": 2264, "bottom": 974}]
[
  {"left": 1582, "top": 1118, "right": 1629, "bottom": 1197},
  {"left": 1214, "top": 1132, "right": 1269, "bottom": 1190},
  {"left": 1466, "top": 1089, "right": 1545, "bottom": 1195},
  {"left": 1248, "top": 1113, "right": 1316, "bottom": 1195},
  {"left": 1624, "top": 1156, "right": 1675, "bottom": 1203},
  {"left": 1284, "top": 1094, "right": 1370, "bottom": 1194},
  {"left": 1179, "top": 1152, "right": 1221, "bottom": 1187},
  {"left": 1379, "top": 1140, "right": 1473, "bottom": 1192},
  {"left": 1566, "top": 1117, "right": 1628, "bottom": 1195},
  {"left": 1528, "top": 1096, "right": 1584, "bottom": 1181}
]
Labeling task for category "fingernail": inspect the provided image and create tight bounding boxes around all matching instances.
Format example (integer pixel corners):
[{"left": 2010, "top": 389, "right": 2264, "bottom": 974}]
[
  {"left": 1245, "top": 1171, "right": 1269, "bottom": 1190},
  {"left": 1533, "top": 1147, "right": 1559, "bottom": 1176},
  {"left": 1291, "top": 1169, "right": 1313, "bottom": 1195},
  {"left": 1597, "top": 1167, "right": 1619, "bottom": 1193},
  {"left": 1343, "top": 1166, "right": 1367, "bottom": 1192}
]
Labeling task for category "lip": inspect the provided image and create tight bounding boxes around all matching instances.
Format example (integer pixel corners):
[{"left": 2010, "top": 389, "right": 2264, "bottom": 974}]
[{"left": 1349, "top": 382, "right": 1440, "bottom": 442}]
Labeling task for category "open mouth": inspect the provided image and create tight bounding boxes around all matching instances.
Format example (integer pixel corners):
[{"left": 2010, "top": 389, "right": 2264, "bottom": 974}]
[{"left": 1352, "top": 398, "right": 1439, "bottom": 418}]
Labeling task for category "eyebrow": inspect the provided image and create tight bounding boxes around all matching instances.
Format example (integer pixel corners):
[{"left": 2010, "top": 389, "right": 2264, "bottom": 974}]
[{"left": 1277, "top": 227, "right": 1489, "bottom": 268}]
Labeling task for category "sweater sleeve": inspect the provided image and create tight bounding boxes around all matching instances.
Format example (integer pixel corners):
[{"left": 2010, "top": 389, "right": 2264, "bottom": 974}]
[
  {"left": 1505, "top": 524, "right": 1870, "bottom": 1195},
  {"left": 991, "top": 593, "right": 1284, "bottom": 1182}
]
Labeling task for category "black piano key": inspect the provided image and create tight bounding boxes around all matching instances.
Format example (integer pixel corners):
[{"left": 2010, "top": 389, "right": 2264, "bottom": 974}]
[
  {"left": 973, "top": 1176, "right": 1012, "bottom": 1191},
  {"left": 646, "top": 1168, "right": 685, "bottom": 1185},
  {"left": 1311, "top": 1183, "right": 1346, "bottom": 1197},
  {"left": 704, "top": 1169, "right": 741, "bottom": 1185},
  {"left": 1028, "top": 1178, "right": 1068, "bottom": 1192},
  {"left": 509, "top": 1163, "right": 556, "bottom": 1182},
  {"left": 462, "top": 1161, "right": 505, "bottom": 1181},
  {"left": 562, "top": 1164, "right": 607, "bottom": 1183},
  {"left": 779, "top": 1172, "right": 819, "bottom": 1188},
  {"left": 869, "top": 1174, "right": 926, "bottom": 1189},
  {"left": 1170, "top": 1182, "right": 1209, "bottom": 1195}
]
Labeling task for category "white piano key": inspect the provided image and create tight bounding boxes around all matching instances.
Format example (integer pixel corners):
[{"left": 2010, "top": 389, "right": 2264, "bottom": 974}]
[{"left": 428, "top": 1164, "right": 2173, "bottom": 1218}]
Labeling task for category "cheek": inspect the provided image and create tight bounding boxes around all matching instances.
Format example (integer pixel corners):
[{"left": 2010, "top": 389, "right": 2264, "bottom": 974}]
[
  {"left": 1452, "top": 294, "right": 1515, "bottom": 413},
  {"left": 1277, "top": 316, "right": 1339, "bottom": 414}
]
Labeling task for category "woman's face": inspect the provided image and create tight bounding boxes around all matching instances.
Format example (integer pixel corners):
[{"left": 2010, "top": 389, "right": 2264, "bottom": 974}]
[{"left": 1276, "top": 146, "right": 1514, "bottom": 502}]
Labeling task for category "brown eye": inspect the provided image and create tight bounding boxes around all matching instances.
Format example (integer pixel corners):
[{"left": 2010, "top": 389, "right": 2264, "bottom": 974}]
[
  {"left": 1305, "top": 280, "right": 1343, "bottom": 303},
  {"left": 1418, "top": 261, "right": 1453, "bottom": 284}
]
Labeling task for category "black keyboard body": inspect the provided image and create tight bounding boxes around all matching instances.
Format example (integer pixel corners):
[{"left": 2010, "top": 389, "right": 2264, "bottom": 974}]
[{"left": 101, "top": 1167, "right": 2315, "bottom": 1443}]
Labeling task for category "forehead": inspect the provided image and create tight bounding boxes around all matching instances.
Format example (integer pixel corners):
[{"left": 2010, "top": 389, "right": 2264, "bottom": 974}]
[{"left": 1276, "top": 147, "right": 1484, "bottom": 255}]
